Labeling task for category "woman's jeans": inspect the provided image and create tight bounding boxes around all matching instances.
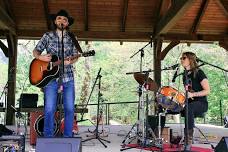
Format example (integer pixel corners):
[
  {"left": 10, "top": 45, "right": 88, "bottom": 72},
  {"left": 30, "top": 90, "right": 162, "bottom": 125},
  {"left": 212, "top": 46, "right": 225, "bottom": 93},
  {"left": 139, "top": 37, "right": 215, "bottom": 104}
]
[{"left": 43, "top": 79, "right": 75, "bottom": 137}]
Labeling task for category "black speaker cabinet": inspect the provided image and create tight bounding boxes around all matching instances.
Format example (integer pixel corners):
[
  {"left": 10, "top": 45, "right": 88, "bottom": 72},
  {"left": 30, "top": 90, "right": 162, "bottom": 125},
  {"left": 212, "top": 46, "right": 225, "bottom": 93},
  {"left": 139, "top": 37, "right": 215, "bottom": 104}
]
[
  {"left": 215, "top": 137, "right": 228, "bottom": 152},
  {"left": 36, "top": 137, "right": 82, "bottom": 152},
  {"left": 20, "top": 93, "right": 38, "bottom": 108}
]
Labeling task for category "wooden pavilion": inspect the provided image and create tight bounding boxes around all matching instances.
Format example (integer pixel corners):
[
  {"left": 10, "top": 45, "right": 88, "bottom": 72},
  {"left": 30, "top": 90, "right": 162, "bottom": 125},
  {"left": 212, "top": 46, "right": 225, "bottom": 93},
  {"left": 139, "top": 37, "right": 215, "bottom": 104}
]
[{"left": 0, "top": 0, "right": 227, "bottom": 125}]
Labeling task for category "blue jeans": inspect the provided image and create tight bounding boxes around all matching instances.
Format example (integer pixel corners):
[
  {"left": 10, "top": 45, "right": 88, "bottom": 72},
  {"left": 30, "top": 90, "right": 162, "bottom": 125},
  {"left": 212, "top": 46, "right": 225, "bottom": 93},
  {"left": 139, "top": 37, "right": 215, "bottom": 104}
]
[{"left": 43, "top": 79, "right": 75, "bottom": 137}]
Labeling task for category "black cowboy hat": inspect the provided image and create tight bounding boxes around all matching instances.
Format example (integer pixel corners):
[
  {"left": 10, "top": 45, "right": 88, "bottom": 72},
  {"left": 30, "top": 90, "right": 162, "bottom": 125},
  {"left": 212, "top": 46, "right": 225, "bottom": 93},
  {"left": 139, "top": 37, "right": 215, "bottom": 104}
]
[{"left": 50, "top": 9, "right": 74, "bottom": 26}]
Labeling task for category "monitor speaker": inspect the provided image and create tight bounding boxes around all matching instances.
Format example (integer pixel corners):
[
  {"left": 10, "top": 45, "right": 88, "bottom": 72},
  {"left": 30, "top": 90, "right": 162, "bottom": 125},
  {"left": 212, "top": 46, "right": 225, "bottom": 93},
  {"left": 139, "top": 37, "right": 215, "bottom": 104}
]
[
  {"left": 215, "top": 137, "right": 228, "bottom": 152},
  {"left": 36, "top": 137, "right": 82, "bottom": 152}
]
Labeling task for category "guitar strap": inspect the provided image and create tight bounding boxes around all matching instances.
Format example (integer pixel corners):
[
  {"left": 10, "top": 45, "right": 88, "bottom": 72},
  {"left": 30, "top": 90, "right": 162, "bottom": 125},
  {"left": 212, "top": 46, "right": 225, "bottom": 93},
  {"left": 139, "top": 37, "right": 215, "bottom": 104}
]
[{"left": 68, "top": 32, "right": 83, "bottom": 53}]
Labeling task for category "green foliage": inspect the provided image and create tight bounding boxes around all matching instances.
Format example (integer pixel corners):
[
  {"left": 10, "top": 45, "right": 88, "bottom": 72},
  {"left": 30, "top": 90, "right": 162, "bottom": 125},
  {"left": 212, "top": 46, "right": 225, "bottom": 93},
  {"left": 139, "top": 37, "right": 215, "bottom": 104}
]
[{"left": 0, "top": 40, "right": 227, "bottom": 125}]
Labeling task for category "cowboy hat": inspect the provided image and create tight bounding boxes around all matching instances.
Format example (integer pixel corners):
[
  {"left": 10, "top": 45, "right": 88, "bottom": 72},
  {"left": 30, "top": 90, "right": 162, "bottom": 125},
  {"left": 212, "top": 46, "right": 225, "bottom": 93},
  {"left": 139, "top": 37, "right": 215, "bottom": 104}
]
[{"left": 50, "top": 9, "right": 74, "bottom": 26}]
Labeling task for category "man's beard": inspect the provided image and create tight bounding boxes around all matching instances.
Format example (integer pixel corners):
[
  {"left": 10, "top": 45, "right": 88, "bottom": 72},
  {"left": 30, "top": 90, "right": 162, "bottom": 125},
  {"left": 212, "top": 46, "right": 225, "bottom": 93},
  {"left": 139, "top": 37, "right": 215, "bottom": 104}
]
[{"left": 56, "top": 24, "right": 67, "bottom": 30}]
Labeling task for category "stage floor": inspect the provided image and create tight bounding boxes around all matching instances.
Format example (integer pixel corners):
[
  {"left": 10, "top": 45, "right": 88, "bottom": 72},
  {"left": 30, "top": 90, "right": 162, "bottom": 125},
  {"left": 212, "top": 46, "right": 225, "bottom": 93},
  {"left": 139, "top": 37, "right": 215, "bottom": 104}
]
[{"left": 4, "top": 124, "right": 228, "bottom": 152}]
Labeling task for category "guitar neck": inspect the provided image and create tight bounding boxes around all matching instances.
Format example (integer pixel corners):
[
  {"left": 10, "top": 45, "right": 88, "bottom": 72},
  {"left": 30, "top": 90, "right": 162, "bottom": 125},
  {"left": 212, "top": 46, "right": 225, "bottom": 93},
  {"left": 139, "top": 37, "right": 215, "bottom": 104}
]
[{"left": 51, "top": 50, "right": 95, "bottom": 67}]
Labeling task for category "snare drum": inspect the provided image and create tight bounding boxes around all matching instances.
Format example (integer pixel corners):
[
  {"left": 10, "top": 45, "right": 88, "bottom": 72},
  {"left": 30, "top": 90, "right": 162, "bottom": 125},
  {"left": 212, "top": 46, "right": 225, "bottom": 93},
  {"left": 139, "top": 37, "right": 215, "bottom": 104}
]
[{"left": 156, "top": 86, "right": 185, "bottom": 112}]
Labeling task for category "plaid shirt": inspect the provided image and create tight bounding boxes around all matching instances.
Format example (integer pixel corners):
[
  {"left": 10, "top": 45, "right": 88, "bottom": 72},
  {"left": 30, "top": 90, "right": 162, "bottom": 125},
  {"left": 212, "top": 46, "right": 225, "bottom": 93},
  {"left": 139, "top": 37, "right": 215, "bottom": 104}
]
[{"left": 35, "top": 31, "right": 78, "bottom": 83}]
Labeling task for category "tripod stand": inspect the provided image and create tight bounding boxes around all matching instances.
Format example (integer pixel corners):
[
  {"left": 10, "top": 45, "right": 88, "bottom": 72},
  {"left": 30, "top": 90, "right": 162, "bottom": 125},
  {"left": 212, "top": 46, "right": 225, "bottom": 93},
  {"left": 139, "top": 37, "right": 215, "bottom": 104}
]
[
  {"left": 82, "top": 68, "right": 110, "bottom": 148},
  {"left": 121, "top": 70, "right": 161, "bottom": 151}
]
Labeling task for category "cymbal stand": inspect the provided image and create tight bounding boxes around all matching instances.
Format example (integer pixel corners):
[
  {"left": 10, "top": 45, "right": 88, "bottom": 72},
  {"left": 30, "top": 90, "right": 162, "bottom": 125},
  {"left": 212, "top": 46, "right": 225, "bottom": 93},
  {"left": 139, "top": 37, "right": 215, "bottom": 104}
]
[
  {"left": 121, "top": 42, "right": 150, "bottom": 146},
  {"left": 121, "top": 70, "right": 160, "bottom": 151}
]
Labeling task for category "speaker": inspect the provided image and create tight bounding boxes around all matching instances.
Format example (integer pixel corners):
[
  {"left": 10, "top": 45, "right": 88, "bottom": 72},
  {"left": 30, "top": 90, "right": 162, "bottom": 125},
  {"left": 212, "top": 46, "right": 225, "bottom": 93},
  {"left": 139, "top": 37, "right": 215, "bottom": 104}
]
[
  {"left": 30, "top": 112, "right": 78, "bottom": 145},
  {"left": 36, "top": 137, "right": 81, "bottom": 152},
  {"left": 30, "top": 111, "right": 43, "bottom": 145},
  {"left": 20, "top": 93, "right": 38, "bottom": 108},
  {"left": 215, "top": 137, "right": 228, "bottom": 152}
]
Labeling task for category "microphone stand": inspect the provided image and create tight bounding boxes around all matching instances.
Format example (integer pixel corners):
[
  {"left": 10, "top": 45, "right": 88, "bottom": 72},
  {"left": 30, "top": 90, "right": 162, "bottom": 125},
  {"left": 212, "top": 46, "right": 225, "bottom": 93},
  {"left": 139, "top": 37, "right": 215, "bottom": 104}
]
[
  {"left": 82, "top": 68, "right": 111, "bottom": 148},
  {"left": 77, "top": 68, "right": 102, "bottom": 123},
  {"left": 57, "top": 24, "right": 65, "bottom": 136},
  {"left": 130, "top": 42, "right": 151, "bottom": 124},
  {"left": 183, "top": 68, "right": 190, "bottom": 151},
  {"left": 0, "top": 82, "right": 8, "bottom": 109}
]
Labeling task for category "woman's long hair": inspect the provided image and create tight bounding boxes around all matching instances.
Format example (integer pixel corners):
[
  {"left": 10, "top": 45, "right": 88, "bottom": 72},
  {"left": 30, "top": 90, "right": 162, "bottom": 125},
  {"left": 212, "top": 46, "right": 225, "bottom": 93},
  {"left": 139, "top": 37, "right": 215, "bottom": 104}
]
[{"left": 182, "top": 52, "right": 199, "bottom": 77}]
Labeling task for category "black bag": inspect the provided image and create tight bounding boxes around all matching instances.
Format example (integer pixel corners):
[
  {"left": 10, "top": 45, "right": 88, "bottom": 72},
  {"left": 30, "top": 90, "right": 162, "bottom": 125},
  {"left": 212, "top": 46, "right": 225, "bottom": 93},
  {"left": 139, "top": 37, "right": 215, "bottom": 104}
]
[{"left": 0, "top": 124, "right": 13, "bottom": 136}]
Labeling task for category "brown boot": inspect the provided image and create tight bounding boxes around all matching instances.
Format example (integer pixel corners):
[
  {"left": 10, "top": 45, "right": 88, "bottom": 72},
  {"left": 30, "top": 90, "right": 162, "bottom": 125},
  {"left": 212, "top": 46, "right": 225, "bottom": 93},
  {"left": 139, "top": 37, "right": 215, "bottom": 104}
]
[
  {"left": 183, "top": 128, "right": 194, "bottom": 151},
  {"left": 188, "top": 129, "right": 194, "bottom": 145}
]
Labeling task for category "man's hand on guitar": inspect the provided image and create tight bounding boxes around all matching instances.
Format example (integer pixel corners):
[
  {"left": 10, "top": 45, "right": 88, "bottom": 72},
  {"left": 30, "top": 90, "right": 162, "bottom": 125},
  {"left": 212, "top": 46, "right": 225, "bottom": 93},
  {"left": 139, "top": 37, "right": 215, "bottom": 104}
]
[
  {"left": 64, "top": 57, "right": 72, "bottom": 65},
  {"left": 39, "top": 54, "right": 52, "bottom": 62},
  {"left": 64, "top": 56, "right": 79, "bottom": 65}
]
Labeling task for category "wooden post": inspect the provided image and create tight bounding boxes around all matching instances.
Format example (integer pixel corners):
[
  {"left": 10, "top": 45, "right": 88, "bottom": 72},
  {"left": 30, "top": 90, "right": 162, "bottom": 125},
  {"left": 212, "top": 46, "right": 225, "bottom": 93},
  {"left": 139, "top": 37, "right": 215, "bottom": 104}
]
[
  {"left": 153, "top": 38, "right": 163, "bottom": 114},
  {"left": 6, "top": 33, "right": 18, "bottom": 125}
]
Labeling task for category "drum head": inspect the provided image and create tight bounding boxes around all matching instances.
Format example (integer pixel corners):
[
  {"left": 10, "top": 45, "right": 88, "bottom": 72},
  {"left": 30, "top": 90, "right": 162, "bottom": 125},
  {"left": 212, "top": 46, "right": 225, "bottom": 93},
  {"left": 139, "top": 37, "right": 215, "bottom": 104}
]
[{"left": 156, "top": 94, "right": 183, "bottom": 112}]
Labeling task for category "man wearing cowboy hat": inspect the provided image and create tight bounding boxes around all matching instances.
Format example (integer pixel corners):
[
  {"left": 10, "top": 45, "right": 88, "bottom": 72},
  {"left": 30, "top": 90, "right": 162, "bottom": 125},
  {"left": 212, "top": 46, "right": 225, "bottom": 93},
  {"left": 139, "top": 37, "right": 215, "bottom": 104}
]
[{"left": 33, "top": 9, "right": 79, "bottom": 137}]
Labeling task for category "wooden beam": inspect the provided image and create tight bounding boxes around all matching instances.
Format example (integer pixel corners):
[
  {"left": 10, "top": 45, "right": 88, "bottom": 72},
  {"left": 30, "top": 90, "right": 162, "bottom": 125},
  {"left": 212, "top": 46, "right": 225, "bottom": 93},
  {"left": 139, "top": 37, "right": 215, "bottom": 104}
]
[
  {"left": 0, "top": 5, "right": 16, "bottom": 35},
  {"left": 11, "top": 29, "right": 228, "bottom": 42},
  {"left": 6, "top": 33, "right": 17, "bottom": 125},
  {"left": 0, "top": 39, "right": 8, "bottom": 57},
  {"left": 153, "top": 37, "right": 163, "bottom": 87},
  {"left": 216, "top": 0, "right": 228, "bottom": 16},
  {"left": 154, "top": 0, "right": 194, "bottom": 37},
  {"left": 190, "top": 0, "right": 209, "bottom": 34},
  {"left": 160, "top": 40, "right": 180, "bottom": 60},
  {"left": 219, "top": 41, "right": 228, "bottom": 51},
  {"left": 162, "top": 33, "right": 227, "bottom": 42},
  {"left": 2, "top": 0, "right": 15, "bottom": 21},
  {"left": 121, "top": 0, "right": 128, "bottom": 32},
  {"left": 42, "top": 0, "right": 53, "bottom": 30},
  {"left": 16, "top": 30, "right": 152, "bottom": 41},
  {"left": 84, "top": 0, "right": 88, "bottom": 31}
]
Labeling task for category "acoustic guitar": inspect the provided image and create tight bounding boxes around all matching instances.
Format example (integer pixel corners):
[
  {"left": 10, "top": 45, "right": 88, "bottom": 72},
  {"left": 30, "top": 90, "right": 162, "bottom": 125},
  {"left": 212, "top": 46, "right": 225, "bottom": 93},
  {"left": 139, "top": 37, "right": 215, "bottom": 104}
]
[{"left": 29, "top": 50, "right": 95, "bottom": 88}]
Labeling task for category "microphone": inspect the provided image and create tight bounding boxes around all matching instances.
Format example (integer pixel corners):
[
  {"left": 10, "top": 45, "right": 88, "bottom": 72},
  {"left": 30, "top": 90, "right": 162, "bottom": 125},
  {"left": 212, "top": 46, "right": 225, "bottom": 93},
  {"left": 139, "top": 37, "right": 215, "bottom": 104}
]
[
  {"left": 164, "top": 63, "right": 179, "bottom": 70},
  {"left": 59, "top": 23, "right": 64, "bottom": 30},
  {"left": 172, "top": 66, "right": 180, "bottom": 82}
]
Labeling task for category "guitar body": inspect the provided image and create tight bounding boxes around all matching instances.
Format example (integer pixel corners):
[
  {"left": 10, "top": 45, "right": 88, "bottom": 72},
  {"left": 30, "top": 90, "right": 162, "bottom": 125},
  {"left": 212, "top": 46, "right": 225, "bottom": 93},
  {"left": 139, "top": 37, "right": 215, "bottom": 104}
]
[
  {"left": 29, "top": 50, "right": 95, "bottom": 88},
  {"left": 29, "top": 55, "right": 59, "bottom": 88}
]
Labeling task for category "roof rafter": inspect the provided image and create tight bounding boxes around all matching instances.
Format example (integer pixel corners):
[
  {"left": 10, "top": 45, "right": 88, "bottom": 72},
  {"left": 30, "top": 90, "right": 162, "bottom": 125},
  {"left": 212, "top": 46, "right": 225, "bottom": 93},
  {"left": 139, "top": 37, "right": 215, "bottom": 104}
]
[
  {"left": 190, "top": 0, "right": 209, "bottom": 34},
  {"left": 216, "top": 0, "right": 228, "bottom": 16},
  {"left": 42, "top": 0, "right": 53, "bottom": 30},
  {"left": 2, "top": 0, "right": 15, "bottom": 21},
  {"left": 154, "top": 0, "right": 194, "bottom": 38},
  {"left": 121, "top": 0, "right": 129, "bottom": 32},
  {"left": 0, "top": 5, "right": 16, "bottom": 35}
]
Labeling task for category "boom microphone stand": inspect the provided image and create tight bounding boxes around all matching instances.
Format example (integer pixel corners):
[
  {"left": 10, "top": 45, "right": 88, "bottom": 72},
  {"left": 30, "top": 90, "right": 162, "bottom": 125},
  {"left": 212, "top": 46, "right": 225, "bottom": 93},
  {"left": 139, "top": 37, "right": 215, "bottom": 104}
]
[
  {"left": 183, "top": 68, "right": 190, "bottom": 151},
  {"left": 82, "top": 68, "right": 111, "bottom": 148},
  {"left": 77, "top": 69, "right": 102, "bottom": 123}
]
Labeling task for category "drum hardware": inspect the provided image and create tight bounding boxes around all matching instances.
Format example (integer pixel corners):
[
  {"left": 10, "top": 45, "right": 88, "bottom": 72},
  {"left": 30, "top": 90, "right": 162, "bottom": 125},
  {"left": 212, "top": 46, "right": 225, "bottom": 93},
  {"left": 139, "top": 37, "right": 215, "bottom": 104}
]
[
  {"left": 122, "top": 70, "right": 161, "bottom": 151},
  {"left": 121, "top": 42, "right": 178, "bottom": 151}
]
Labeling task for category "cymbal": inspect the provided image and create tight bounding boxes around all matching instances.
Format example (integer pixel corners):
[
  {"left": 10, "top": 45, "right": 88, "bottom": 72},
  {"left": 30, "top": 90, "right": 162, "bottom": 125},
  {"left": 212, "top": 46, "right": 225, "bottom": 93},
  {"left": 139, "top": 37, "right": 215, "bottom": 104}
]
[{"left": 133, "top": 73, "right": 158, "bottom": 91}]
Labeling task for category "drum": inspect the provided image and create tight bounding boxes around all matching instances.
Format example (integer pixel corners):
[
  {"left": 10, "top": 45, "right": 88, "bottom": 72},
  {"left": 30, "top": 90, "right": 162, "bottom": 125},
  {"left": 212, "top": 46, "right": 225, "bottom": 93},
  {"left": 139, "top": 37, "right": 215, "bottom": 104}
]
[
  {"left": 34, "top": 115, "right": 59, "bottom": 136},
  {"left": 157, "top": 86, "right": 185, "bottom": 112}
]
